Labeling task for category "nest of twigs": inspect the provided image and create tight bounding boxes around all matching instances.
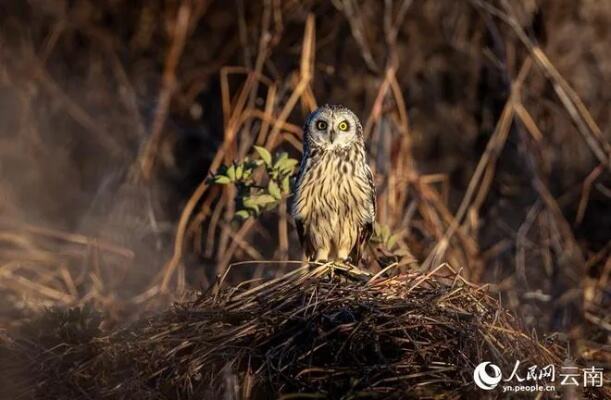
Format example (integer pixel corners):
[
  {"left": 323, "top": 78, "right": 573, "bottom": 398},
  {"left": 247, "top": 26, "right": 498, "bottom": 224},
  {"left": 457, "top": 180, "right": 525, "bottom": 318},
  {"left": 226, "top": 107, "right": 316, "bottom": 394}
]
[{"left": 1, "top": 264, "right": 605, "bottom": 399}]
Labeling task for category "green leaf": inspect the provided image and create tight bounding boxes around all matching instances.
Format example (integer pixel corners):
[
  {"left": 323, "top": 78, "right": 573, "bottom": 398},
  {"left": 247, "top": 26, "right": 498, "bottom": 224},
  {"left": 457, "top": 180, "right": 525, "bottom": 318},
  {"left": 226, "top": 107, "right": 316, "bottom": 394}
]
[
  {"left": 226, "top": 164, "right": 236, "bottom": 181},
  {"left": 254, "top": 194, "right": 277, "bottom": 206},
  {"left": 214, "top": 175, "right": 231, "bottom": 184},
  {"left": 275, "top": 156, "right": 298, "bottom": 173},
  {"left": 235, "top": 163, "right": 243, "bottom": 180},
  {"left": 273, "top": 152, "right": 288, "bottom": 169},
  {"left": 268, "top": 180, "right": 282, "bottom": 200},
  {"left": 235, "top": 210, "right": 250, "bottom": 219},
  {"left": 241, "top": 162, "right": 255, "bottom": 179},
  {"left": 242, "top": 197, "right": 260, "bottom": 213},
  {"left": 381, "top": 225, "right": 390, "bottom": 239},
  {"left": 281, "top": 175, "right": 291, "bottom": 194},
  {"left": 387, "top": 234, "right": 399, "bottom": 249},
  {"left": 245, "top": 194, "right": 278, "bottom": 209},
  {"left": 254, "top": 146, "right": 272, "bottom": 166}
]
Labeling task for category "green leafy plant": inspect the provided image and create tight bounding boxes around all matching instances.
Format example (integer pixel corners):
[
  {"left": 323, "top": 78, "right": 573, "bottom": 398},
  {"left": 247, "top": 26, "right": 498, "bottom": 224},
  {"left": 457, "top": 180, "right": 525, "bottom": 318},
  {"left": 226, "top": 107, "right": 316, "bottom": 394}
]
[
  {"left": 209, "top": 146, "right": 299, "bottom": 219},
  {"left": 372, "top": 223, "right": 400, "bottom": 251}
]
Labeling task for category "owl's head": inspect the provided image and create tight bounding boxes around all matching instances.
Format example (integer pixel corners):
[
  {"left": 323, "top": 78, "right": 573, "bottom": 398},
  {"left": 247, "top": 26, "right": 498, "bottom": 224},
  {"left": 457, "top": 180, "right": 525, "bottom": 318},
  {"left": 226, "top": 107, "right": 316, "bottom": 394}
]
[{"left": 303, "top": 104, "right": 363, "bottom": 151}]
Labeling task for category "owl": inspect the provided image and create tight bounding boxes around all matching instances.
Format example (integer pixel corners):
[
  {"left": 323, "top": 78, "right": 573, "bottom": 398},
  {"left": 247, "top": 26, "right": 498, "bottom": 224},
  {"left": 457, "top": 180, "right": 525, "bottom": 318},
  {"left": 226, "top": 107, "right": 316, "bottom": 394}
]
[{"left": 291, "top": 104, "right": 376, "bottom": 264}]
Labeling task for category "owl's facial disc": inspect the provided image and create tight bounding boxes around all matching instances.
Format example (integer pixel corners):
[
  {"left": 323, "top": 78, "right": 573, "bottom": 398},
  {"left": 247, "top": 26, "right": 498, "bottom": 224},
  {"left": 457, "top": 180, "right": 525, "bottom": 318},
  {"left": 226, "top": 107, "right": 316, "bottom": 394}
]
[{"left": 309, "top": 108, "right": 359, "bottom": 150}]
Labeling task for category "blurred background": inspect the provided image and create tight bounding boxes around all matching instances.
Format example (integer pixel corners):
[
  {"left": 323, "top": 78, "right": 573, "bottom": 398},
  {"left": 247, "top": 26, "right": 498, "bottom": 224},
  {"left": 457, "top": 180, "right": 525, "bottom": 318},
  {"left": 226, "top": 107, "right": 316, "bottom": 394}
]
[{"left": 0, "top": 0, "right": 608, "bottom": 365}]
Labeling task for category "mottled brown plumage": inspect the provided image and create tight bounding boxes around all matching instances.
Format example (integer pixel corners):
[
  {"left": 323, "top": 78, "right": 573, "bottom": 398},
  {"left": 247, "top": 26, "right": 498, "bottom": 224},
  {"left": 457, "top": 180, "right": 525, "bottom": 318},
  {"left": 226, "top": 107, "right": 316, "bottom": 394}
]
[{"left": 292, "top": 105, "right": 376, "bottom": 263}]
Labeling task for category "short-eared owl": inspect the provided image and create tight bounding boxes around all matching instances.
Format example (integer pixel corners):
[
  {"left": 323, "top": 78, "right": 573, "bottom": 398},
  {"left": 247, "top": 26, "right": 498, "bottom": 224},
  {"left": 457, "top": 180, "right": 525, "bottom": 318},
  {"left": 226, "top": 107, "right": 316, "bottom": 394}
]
[{"left": 292, "top": 104, "right": 376, "bottom": 263}]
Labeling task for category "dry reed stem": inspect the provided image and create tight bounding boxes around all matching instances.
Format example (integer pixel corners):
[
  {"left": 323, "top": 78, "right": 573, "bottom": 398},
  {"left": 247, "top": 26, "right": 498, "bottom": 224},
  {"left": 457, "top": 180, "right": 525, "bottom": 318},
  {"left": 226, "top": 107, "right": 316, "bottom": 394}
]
[
  {"left": 472, "top": 0, "right": 611, "bottom": 170},
  {"left": 137, "top": 1, "right": 194, "bottom": 181},
  {"left": 158, "top": 14, "right": 317, "bottom": 291},
  {"left": 423, "top": 58, "right": 532, "bottom": 270}
]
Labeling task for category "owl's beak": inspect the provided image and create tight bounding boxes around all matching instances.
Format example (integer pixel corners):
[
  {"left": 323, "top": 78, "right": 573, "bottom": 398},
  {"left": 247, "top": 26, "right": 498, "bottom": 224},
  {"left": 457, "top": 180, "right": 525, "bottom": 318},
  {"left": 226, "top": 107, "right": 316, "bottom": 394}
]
[{"left": 329, "top": 129, "right": 337, "bottom": 143}]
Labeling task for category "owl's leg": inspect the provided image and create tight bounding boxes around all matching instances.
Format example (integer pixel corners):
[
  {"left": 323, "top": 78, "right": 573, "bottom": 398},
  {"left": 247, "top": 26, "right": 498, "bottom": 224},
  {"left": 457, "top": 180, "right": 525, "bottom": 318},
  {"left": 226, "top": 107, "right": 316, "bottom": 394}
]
[
  {"left": 315, "top": 247, "right": 330, "bottom": 262},
  {"left": 337, "top": 247, "right": 351, "bottom": 262},
  {"left": 337, "top": 232, "right": 355, "bottom": 266}
]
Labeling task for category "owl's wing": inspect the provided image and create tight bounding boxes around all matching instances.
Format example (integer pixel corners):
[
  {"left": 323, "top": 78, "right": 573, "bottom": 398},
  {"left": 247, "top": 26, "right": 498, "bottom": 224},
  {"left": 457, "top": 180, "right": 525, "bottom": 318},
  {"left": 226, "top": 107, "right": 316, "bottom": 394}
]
[
  {"left": 292, "top": 158, "right": 315, "bottom": 260},
  {"left": 350, "top": 165, "right": 376, "bottom": 264},
  {"left": 362, "top": 164, "right": 376, "bottom": 241},
  {"left": 294, "top": 217, "right": 307, "bottom": 252},
  {"left": 295, "top": 216, "right": 316, "bottom": 260},
  {"left": 367, "top": 165, "right": 376, "bottom": 233}
]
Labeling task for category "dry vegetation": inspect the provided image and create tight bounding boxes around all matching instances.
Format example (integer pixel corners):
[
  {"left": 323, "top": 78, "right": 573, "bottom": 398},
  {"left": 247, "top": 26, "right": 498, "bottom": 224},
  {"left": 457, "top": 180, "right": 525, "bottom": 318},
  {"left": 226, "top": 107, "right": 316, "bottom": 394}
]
[
  {"left": 0, "top": 0, "right": 609, "bottom": 398},
  {"left": 0, "top": 266, "right": 585, "bottom": 399}
]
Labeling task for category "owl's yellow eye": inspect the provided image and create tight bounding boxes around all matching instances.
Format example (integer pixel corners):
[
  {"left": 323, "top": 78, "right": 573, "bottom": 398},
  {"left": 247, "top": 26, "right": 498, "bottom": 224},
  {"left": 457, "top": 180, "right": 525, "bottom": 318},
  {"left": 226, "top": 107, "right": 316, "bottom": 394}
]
[
  {"left": 338, "top": 120, "right": 350, "bottom": 131},
  {"left": 316, "top": 120, "right": 328, "bottom": 130}
]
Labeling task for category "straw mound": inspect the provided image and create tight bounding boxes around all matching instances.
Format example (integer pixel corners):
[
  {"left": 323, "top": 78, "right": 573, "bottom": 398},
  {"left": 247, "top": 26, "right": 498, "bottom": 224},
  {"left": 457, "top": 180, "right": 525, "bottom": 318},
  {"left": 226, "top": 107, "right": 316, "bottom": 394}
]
[{"left": 0, "top": 265, "right": 587, "bottom": 399}]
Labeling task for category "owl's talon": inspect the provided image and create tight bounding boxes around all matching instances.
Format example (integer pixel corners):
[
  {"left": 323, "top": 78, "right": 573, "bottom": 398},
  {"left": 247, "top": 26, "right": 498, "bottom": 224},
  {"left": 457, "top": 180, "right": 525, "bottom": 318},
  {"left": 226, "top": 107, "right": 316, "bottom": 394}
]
[{"left": 342, "top": 257, "right": 354, "bottom": 266}]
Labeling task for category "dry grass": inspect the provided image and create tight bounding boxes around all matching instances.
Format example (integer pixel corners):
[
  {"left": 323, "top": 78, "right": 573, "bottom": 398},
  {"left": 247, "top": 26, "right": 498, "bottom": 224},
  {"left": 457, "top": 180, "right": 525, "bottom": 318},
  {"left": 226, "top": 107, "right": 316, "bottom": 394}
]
[{"left": 5, "top": 263, "right": 607, "bottom": 399}]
